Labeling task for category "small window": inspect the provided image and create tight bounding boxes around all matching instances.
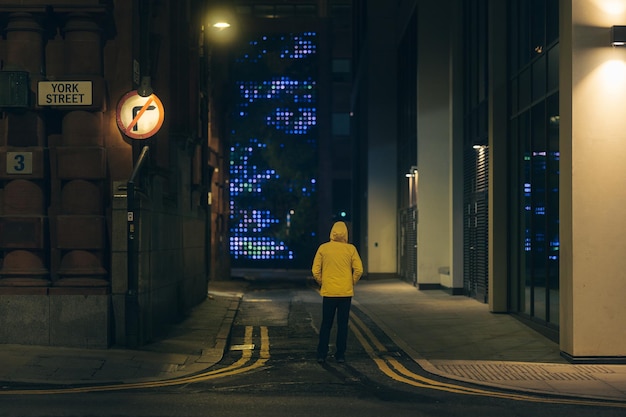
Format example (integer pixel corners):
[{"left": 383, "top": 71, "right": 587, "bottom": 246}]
[
  {"left": 295, "top": 5, "right": 316, "bottom": 16},
  {"left": 332, "top": 113, "right": 350, "bottom": 136},
  {"left": 276, "top": 5, "right": 295, "bottom": 17},
  {"left": 235, "top": 6, "right": 252, "bottom": 15},
  {"left": 330, "top": 5, "right": 351, "bottom": 19},
  {"left": 254, "top": 5, "right": 275, "bottom": 17},
  {"left": 332, "top": 59, "right": 351, "bottom": 74}
]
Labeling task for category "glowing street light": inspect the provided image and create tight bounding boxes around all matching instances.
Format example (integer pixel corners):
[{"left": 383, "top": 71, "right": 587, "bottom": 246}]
[
  {"left": 206, "top": 3, "right": 236, "bottom": 42},
  {"left": 213, "top": 21, "right": 231, "bottom": 30}
]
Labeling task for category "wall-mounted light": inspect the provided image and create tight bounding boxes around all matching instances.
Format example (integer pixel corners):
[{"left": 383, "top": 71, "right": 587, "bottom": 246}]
[
  {"left": 611, "top": 26, "right": 626, "bottom": 46},
  {"left": 405, "top": 165, "right": 418, "bottom": 178},
  {"left": 213, "top": 21, "right": 231, "bottom": 30},
  {"left": 406, "top": 166, "right": 418, "bottom": 208}
]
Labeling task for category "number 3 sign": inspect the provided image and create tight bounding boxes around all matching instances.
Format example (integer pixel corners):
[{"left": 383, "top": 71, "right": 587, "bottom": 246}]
[
  {"left": 6, "top": 152, "right": 33, "bottom": 174},
  {"left": 116, "top": 91, "right": 165, "bottom": 140}
]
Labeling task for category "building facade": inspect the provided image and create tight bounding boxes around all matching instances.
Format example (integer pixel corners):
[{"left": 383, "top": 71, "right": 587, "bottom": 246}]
[
  {"left": 0, "top": 0, "right": 354, "bottom": 349},
  {"left": 4, "top": 0, "right": 623, "bottom": 363},
  {"left": 226, "top": 1, "right": 355, "bottom": 269},
  {"left": 0, "top": 0, "right": 230, "bottom": 348},
  {"left": 355, "top": 0, "right": 626, "bottom": 361}
]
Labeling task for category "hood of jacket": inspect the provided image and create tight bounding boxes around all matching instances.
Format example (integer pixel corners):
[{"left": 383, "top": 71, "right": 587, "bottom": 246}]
[{"left": 330, "top": 221, "right": 348, "bottom": 243}]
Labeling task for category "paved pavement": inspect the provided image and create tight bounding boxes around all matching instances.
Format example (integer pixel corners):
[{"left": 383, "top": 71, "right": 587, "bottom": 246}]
[
  {"left": 0, "top": 274, "right": 625, "bottom": 403},
  {"left": 352, "top": 279, "right": 626, "bottom": 402}
]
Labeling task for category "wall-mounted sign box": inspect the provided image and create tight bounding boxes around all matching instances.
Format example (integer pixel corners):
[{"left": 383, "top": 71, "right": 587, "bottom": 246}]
[
  {"left": 0, "top": 71, "right": 29, "bottom": 108},
  {"left": 37, "top": 81, "right": 93, "bottom": 106}
]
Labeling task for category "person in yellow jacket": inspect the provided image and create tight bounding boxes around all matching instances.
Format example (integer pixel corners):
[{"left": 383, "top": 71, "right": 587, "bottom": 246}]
[{"left": 312, "top": 221, "right": 363, "bottom": 363}]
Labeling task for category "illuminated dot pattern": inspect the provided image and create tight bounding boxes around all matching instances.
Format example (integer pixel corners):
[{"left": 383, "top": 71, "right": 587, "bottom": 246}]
[
  {"left": 237, "top": 79, "right": 317, "bottom": 136},
  {"left": 230, "top": 32, "right": 318, "bottom": 263},
  {"left": 237, "top": 33, "right": 317, "bottom": 63}
]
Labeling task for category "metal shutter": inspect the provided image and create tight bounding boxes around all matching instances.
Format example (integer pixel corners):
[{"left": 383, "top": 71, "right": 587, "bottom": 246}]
[{"left": 463, "top": 146, "right": 489, "bottom": 302}]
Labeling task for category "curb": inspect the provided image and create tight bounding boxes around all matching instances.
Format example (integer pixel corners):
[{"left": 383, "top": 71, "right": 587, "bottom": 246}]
[{"left": 198, "top": 297, "right": 241, "bottom": 364}]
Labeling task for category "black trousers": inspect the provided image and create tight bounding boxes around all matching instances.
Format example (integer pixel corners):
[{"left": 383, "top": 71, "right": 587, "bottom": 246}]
[{"left": 317, "top": 296, "right": 352, "bottom": 359}]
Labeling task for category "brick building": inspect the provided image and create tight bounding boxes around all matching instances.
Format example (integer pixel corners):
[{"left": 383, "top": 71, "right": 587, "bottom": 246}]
[{"left": 0, "top": 1, "right": 230, "bottom": 348}]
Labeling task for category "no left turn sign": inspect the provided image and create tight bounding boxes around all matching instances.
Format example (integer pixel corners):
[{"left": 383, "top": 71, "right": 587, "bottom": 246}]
[{"left": 116, "top": 91, "right": 164, "bottom": 140}]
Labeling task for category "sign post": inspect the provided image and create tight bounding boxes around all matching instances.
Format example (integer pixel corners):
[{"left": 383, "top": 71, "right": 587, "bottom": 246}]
[{"left": 116, "top": 90, "right": 164, "bottom": 346}]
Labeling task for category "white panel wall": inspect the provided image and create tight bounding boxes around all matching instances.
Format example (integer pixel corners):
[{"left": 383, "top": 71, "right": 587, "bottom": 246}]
[
  {"left": 365, "top": 0, "right": 398, "bottom": 275},
  {"left": 561, "top": 0, "right": 626, "bottom": 357},
  {"left": 416, "top": 0, "right": 453, "bottom": 285}
]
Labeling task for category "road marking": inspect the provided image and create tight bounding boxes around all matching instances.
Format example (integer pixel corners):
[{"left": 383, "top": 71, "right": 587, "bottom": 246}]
[
  {"left": 0, "top": 326, "right": 270, "bottom": 395},
  {"left": 231, "top": 344, "right": 256, "bottom": 351},
  {"left": 349, "top": 312, "right": 626, "bottom": 408}
]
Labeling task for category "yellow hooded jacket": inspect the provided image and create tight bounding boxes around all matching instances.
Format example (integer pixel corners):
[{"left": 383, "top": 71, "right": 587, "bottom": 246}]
[{"left": 312, "top": 221, "right": 363, "bottom": 297}]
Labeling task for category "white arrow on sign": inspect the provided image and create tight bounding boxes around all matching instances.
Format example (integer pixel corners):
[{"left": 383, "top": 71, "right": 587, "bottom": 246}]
[{"left": 116, "top": 91, "right": 165, "bottom": 140}]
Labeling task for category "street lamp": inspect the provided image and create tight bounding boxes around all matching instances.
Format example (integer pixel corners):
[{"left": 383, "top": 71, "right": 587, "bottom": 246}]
[
  {"left": 199, "top": 5, "right": 235, "bottom": 281},
  {"left": 199, "top": 8, "right": 234, "bottom": 206},
  {"left": 206, "top": 4, "right": 236, "bottom": 44},
  {"left": 213, "top": 21, "right": 231, "bottom": 30}
]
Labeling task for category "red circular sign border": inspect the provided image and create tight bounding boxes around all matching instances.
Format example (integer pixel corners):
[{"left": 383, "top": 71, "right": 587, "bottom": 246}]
[{"left": 116, "top": 90, "right": 165, "bottom": 140}]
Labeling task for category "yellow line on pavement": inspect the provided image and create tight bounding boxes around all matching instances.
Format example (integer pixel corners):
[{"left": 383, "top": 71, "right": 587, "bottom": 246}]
[
  {"left": 1, "top": 326, "right": 270, "bottom": 395},
  {"left": 188, "top": 325, "right": 270, "bottom": 383},
  {"left": 349, "top": 312, "right": 626, "bottom": 408}
]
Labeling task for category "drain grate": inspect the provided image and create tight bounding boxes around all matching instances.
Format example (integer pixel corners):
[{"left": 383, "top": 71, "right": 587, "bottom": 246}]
[{"left": 435, "top": 363, "right": 616, "bottom": 381}]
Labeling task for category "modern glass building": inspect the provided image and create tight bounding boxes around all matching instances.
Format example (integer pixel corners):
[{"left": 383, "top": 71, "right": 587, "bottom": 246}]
[
  {"left": 354, "top": 0, "right": 626, "bottom": 362},
  {"left": 226, "top": 1, "right": 353, "bottom": 269},
  {"left": 229, "top": 32, "right": 319, "bottom": 268}
]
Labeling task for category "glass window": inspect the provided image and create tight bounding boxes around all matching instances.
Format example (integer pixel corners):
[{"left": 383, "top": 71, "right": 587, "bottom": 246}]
[
  {"left": 508, "top": 0, "right": 520, "bottom": 72},
  {"left": 235, "top": 6, "right": 252, "bottom": 15},
  {"left": 519, "top": 67, "right": 531, "bottom": 110},
  {"left": 509, "top": 0, "right": 559, "bottom": 329},
  {"left": 531, "top": 0, "right": 546, "bottom": 56},
  {"left": 295, "top": 5, "right": 316, "bottom": 16},
  {"left": 332, "top": 58, "right": 351, "bottom": 74},
  {"left": 517, "top": 1, "right": 532, "bottom": 67},
  {"left": 275, "top": 5, "right": 295, "bottom": 17},
  {"left": 532, "top": 55, "right": 546, "bottom": 100},
  {"left": 254, "top": 5, "right": 275, "bottom": 17},
  {"left": 530, "top": 101, "right": 547, "bottom": 322},
  {"left": 229, "top": 32, "right": 319, "bottom": 268},
  {"left": 518, "top": 111, "right": 532, "bottom": 315},
  {"left": 332, "top": 113, "right": 350, "bottom": 136},
  {"left": 332, "top": 179, "right": 352, "bottom": 220},
  {"left": 546, "top": 0, "right": 559, "bottom": 45},
  {"left": 547, "top": 44, "right": 559, "bottom": 93},
  {"left": 546, "top": 93, "right": 559, "bottom": 325},
  {"left": 511, "top": 77, "right": 519, "bottom": 115}
]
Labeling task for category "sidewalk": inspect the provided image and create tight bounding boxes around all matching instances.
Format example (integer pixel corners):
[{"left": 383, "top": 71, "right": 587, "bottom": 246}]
[
  {"left": 0, "top": 280, "right": 245, "bottom": 386},
  {"left": 0, "top": 276, "right": 624, "bottom": 403},
  {"left": 352, "top": 279, "right": 626, "bottom": 402}
]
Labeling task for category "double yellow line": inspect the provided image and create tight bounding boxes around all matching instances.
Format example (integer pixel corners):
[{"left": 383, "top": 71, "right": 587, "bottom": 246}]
[
  {"left": 1, "top": 326, "right": 269, "bottom": 395},
  {"left": 349, "top": 312, "right": 626, "bottom": 408}
]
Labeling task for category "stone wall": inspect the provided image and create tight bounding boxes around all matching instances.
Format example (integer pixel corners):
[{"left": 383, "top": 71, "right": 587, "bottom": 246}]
[{"left": 0, "top": 2, "right": 220, "bottom": 348}]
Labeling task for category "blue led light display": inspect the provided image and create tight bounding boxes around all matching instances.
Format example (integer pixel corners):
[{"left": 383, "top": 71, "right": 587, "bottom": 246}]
[{"left": 229, "top": 32, "right": 318, "bottom": 266}]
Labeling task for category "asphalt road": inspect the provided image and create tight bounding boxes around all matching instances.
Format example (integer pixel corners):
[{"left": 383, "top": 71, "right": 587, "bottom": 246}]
[{"left": 1, "top": 279, "right": 625, "bottom": 417}]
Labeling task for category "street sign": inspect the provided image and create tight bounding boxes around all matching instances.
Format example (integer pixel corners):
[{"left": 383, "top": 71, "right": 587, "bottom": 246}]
[
  {"left": 37, "top": 81, "right": 92, "bottom": 106},
  {"left": 6, "top": 152, "right": 32, "bottom": 174},
  {"left": 116, "top": 91, "right": 164, "bottom": 140}
]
